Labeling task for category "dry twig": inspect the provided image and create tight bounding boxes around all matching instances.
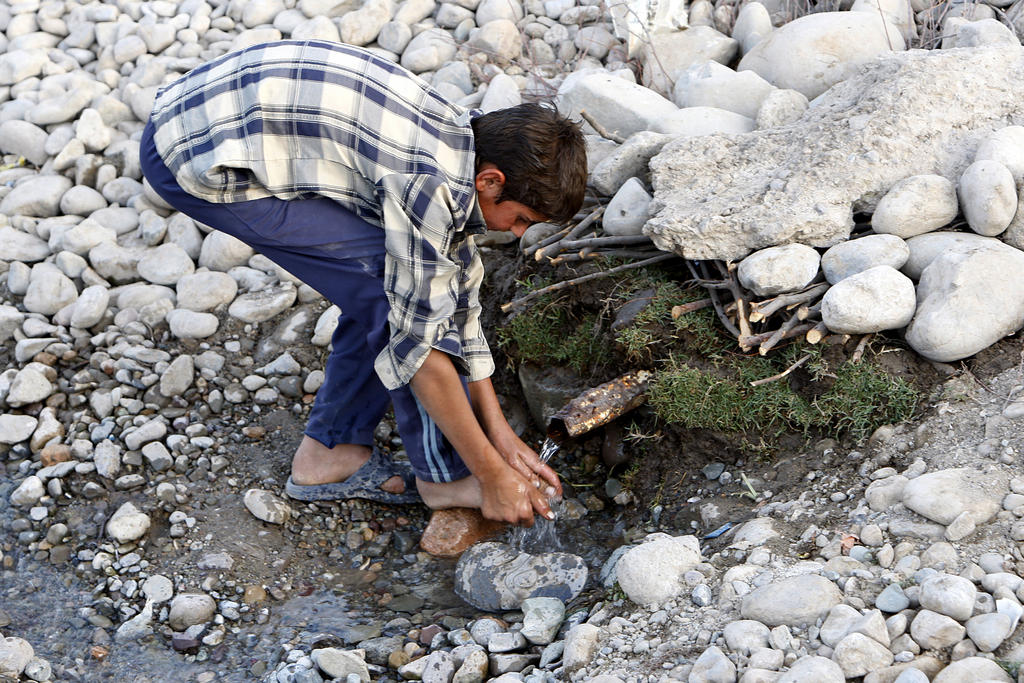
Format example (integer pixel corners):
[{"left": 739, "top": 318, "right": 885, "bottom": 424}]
[
  {"left": 749, "top": 352, "right": 813, "bottom": 386},
  {"left": 579, "top": 109, "right": 626, "bottom": 144},
  {"left": 531, "top": 206, "right": 605, "bottom": 260},
  {"left": 699, "top": 262, "right": 742, "bottom": 338},
  {"left": 671, "top": 299, "right": 712, "bottom": 318},
  {"left": 502, "top": 253, "right": 677, "bottom": 313},
  {"left": 851, "top": 333, "right": 873, "bottom": 363},
  {"left": 806, "top": 321, "right": 829, "bottom": 344},
  {"left": 755, "top": 311, "right": 805, "bottom": 356},
  {"left": 749, "top": 283, "right": 829, "bottom": 323}
]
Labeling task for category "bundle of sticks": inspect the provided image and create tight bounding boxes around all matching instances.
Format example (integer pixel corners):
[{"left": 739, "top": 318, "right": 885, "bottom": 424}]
[
  {"left": 524, "top": 204, "right": 667, "bottom": 265},
  {"left": 684, "top": 261, "right": 870, "bottom": 374},
  {"left": 501, "top": 201, "right": 677, "bottom": 313}
]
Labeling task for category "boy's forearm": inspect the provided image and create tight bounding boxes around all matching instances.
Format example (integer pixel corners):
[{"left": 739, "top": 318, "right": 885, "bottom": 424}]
[
  {"left": 467, "top": 377, "right": 510, "bottom": 437},
  {"left": 409, "top": 349, "right": 507, "bottom": 481}
]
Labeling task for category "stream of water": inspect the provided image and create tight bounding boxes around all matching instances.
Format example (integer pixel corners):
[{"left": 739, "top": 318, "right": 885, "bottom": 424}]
[{"left": 508, "top": 438, "right": 564, "bottom": 553}]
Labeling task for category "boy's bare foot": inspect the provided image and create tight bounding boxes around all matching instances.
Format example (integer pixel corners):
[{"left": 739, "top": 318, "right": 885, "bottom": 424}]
[
  {"left": 290, "top": 436, "right": 406, "bottom": 493},
  {"left": 416, "top": 475, "right": 484, "bottom": 510}
]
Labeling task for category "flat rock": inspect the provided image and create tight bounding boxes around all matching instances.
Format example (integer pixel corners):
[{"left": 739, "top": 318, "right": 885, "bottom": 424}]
[
  {"left": 966, "top": 612, "right": 1012, "bottom": 652},
  {"left": 420, "top": 507, "right": 506, "bottom": 557},
  {"left": 563, "top": 624, "right": 600, "bottom": 673},
  {"left": 228, "top": 284, "right": 297, "bottom": 322},
  {"left": 453, "top": 541, "right": 587, "bottom": 611},
  {"left": 651, "top": 106, "right": 755, "bottom": 137},
  {"left": 520, "top": 597, "right": 565, "bottom": 645},
  {"left": 0, "top": 175, "right": 73, "bottom": 217},
  {"left": 311, "top": 648, "right": 370, "bottom": 681},
  {"left": 931, "top": 656, "right": 1012, "bottom": 683},
  {"left": 740, "top": 574, "right": 842, "bottom": 626},
  {"left": 902, "top": 468, "right": 1005, "bottom": 525},
  {"left": 0, "top": 120, "right": 49, "bottom": 166},
  {"left": 648, "top": 47, "right": 1024, "bottom": 260},
  {"left": 0, "top": 226, "right": 50, "bottom": 262},
  {"left": 0, "top": 414, "right": 38, "bottom": 444}
]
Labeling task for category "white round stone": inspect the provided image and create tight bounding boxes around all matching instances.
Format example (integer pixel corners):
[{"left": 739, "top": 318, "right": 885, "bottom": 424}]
[
  {"left": 137, "top": 243, "right": 196, "bottom": 285},
  {"left": 821, "top": 234, "right": 909, "bottom": 283},
  {"left": 872, "top": 174, "right": 959, "bottom": 238},
  {"left": 959, "top": 159, "right": 1017, "bottom": 236},
  {"left": 820, "top": 265, "right": 916, "bottom": 334},
  {"left": 737, "top": 243, "right": 820, "bottom": 296}
]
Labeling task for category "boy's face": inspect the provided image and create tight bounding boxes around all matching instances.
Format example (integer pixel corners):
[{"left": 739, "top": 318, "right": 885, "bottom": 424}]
[{"left": 475, "top": 165, "right": 547, "bottom": 238}]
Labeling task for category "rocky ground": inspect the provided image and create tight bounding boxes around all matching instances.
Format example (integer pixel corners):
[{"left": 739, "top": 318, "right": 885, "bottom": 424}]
[{"left": 4, "top": 0, "right": 1024, "bottom": 680}]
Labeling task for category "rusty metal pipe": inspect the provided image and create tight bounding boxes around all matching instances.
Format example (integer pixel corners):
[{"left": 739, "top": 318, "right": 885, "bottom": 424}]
[{"left": 546, "top": 370, "right": 651, "bottom": 442}]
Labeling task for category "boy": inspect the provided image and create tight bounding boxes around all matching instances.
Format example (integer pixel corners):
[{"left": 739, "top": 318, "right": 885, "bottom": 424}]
[{"left": 140, "top": 40, "right": 588, "bottom": 527}]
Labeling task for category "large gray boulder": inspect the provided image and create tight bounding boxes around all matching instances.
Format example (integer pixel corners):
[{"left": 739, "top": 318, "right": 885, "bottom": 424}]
[
  {"left": 738, "top": 12, "right": 905, "bottom": 99},
  {"left": 557, "top": 71, "right": 679, "bottom": 140},
  {"left": 905, "top": 241, "right": 1024, "bottom": 361},
  {"left": 647, "top": 47, "right": 1024, "bottom": 260}
]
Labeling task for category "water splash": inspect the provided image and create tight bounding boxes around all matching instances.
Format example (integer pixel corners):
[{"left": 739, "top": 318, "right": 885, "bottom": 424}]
[
  {"left": 538, "top": 437, "right": 559, "bottom": 464},
  {"left": 509, "top": 437, "right": 564, "bottom": 552}
]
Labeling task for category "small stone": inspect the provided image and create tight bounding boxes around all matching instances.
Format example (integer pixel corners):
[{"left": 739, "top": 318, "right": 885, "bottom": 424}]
[
  {"left": 105, "top": 502, "right": 151, "bottom": 543},
  {"left": 168, "top": 593, "right": 216, "bottom": 631},
  {"left": 311, "top": 648, "right": 370, "bottom": 681},
  {"left": 563, "top": 623, "right": 600, "bottom": 673},
  {"left": 909, "top": 610, "right": 965, "bottom": 650},
  {"left": 690, "top": 645, "right": 736, "bottom": 682},
  {"left": 520, "top": 597, "right": 565, "bottom": 645},
  {"left": 243, "top": 489, "right": 290, "bottom": 524},
  {"left": 0, "top": 636, "right": 34, "bottom": 677}
]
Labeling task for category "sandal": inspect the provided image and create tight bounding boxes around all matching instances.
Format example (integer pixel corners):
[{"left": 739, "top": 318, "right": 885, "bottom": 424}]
[{"left": 285, "top": 447, "right": 420, "bottom": 504}]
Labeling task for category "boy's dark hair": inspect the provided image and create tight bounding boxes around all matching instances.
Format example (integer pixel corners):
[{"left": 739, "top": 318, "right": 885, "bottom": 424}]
[{"left": 472, "top": 102, "right": 587, "bottom": 225}]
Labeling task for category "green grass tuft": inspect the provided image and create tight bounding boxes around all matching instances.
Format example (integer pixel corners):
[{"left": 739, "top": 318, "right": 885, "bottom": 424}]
[{"left": 648, "top": 347, "right": 918, "bottom": 441}]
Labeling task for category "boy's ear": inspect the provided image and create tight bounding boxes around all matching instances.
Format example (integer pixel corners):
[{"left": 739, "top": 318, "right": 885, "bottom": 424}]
[{"left": 474, "top": 164, "right": 506, "bottom": 194}]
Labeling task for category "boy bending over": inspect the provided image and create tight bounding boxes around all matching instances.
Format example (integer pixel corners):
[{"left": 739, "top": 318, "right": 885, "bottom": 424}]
[{"left": 140, "top": 40, "right": 588, "bottom": 526}]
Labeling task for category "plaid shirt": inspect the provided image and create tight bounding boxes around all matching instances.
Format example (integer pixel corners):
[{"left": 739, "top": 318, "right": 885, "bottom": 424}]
[{"left": 149, "top": 40, "right": 492, "bottom": 390}]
